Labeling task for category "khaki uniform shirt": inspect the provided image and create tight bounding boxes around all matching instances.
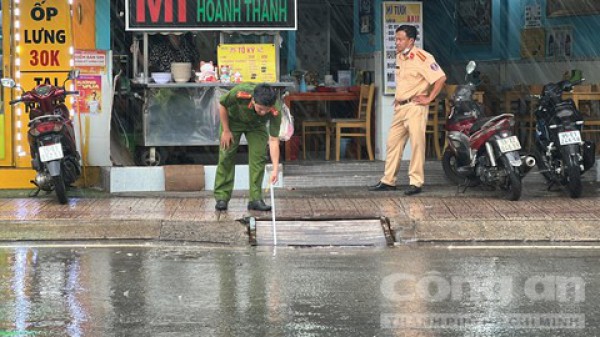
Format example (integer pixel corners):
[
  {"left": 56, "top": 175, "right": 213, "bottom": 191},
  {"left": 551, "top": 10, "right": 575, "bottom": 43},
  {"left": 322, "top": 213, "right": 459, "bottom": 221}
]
[
  {"left": 394, "top": 47, "right": 445, "bottom": 101},
  {"left": 219, "top": 83, "right": 282, "bottom": 137}
]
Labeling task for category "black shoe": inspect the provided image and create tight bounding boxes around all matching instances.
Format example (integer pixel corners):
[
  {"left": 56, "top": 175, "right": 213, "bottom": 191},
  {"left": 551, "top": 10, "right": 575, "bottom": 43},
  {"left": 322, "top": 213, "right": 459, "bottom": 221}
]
[
  {"left": 369, "top": 181, "right": 397, "bottom": 191},
  {"left": 215, "top": 200, "right": 228, "bottom": 211},
  {"left": 248, "top": 200, "right": 272, "bottom": 211},
  {"left": 404, "top": 185, "right": 422, "bottom": 196}
]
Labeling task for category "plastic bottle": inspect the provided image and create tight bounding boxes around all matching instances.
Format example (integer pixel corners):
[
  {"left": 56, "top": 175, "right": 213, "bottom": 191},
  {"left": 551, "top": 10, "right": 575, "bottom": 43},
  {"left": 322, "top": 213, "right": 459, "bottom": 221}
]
[{"left": 299, "top": 74, "right": 307, "bottom": 93}]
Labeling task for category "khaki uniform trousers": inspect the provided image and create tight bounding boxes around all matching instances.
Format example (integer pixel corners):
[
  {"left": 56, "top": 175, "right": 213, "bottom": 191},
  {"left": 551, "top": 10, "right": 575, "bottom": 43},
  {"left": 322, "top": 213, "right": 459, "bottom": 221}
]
[{"left": 380, "top": 103, "right": 428, "bottom": 187}]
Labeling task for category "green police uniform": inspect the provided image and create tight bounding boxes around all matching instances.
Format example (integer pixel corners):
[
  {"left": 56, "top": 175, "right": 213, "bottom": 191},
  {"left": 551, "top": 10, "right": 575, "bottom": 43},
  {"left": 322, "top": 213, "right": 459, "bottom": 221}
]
[{"left": 214, "top": 83, "right": 282, "bottom": 202}]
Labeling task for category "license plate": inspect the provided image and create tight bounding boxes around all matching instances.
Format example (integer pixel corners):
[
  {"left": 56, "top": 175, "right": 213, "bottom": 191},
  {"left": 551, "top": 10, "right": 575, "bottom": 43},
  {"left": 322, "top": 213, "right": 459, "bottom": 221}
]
[
  {"left": 39, "top": 143, "right": 63, "bottom": 162},
  {"left": 496, "top": 136, "right": 521, "bottom": 153},
  {"left": 558, "top": 130, "right": 582, "bottom": 145}
]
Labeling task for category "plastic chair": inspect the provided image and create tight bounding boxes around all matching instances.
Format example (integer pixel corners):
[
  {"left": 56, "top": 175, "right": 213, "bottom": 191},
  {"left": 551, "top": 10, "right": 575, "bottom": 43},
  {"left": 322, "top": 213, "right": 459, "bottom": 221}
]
[
  {"left": 329, "top": 84, "right": 375, "bottom": 161},
  {"left": 426, "top": 99, "right": 442, "bottom": 160}
]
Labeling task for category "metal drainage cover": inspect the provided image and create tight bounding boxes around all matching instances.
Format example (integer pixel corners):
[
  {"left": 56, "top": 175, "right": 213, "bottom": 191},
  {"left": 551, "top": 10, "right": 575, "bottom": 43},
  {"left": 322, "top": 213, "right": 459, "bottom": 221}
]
[{"left": 248, "top": 217, "right": 393, "bottom": 247}]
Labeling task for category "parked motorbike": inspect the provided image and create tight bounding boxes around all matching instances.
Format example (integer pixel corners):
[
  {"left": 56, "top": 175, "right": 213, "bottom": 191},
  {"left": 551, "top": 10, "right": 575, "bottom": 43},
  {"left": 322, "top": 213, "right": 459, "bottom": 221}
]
[
  {"left": 531, "top": 78, "right": 595, "bottom": 198},
  {"left": 442, "top": 61, "right": 536, "bottom": 201},
  {"left": 1, "top": 71, "right": 81, "bottom": 204}
]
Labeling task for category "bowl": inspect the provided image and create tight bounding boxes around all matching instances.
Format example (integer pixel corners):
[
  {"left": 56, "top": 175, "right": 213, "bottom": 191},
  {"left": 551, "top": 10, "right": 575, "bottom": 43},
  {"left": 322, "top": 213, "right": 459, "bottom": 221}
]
[
  {"left": 171, "top": 62, "right": 192, "bottom": 83},
  {"left": 151, "top": 72, "right": 172, "bottom": 84}
]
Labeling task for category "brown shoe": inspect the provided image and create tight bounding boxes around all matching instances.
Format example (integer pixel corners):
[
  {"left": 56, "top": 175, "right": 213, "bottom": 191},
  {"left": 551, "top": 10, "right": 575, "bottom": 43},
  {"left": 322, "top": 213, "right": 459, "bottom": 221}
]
[{"left": 404, "top": 185, "right": 422, "bottom": 196}]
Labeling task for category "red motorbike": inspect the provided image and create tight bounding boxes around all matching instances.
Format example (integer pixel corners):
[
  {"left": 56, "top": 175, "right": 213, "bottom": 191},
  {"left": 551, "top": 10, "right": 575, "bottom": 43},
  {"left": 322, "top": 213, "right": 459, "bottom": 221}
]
[
  {"left": 442, "top": 61, "right": 536, "bottom": 201},
  {"left": 2, "top": 71, "right": 81, "bottom": 204}
]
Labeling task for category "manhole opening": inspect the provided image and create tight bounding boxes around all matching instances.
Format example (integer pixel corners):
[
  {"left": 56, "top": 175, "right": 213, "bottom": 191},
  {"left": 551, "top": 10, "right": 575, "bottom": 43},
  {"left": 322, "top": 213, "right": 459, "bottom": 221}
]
[{"left": 243, "top": 216, "right": 393, "bottom": 247}]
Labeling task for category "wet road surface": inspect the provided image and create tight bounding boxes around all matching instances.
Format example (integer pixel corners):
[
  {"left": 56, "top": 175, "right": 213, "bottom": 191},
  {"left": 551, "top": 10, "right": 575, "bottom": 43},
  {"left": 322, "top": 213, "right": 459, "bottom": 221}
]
[{"left": 0, "top": 243, "right": 597, "bottom": 336}]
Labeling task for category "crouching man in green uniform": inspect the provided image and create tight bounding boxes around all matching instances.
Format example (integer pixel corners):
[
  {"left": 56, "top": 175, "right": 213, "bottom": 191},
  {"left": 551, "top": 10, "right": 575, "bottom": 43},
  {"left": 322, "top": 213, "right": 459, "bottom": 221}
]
[{"left": 214, "top": 83, "right": 282, "bottom": 211}]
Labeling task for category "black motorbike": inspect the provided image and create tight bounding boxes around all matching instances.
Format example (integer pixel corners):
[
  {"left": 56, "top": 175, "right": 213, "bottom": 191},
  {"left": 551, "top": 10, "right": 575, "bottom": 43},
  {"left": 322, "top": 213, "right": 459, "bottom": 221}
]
[{"left": 531, "top": 78, "right": 595, "bottom": 198}]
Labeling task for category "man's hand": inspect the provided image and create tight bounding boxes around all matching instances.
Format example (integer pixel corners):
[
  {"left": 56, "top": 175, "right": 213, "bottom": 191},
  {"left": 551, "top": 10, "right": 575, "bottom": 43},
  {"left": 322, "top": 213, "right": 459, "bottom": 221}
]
[
  {"left": 412, "top": 94, "right": 433, "bottom": 106},
  {"left": 270, "top": 169, "right": 279, "bottom": 185},
  {"left": 220, "top": 130, "right": 233, "bottom": 149}
]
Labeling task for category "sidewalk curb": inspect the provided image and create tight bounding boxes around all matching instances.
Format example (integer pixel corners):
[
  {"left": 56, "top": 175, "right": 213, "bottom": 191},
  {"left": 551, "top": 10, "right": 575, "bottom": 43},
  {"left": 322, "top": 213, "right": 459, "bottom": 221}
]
[
  {"left": 390, "top": 218, "right": 600, "bottom": 243},
  {"left": 0, "top": 219, "right": 248, "bottom": 245}
]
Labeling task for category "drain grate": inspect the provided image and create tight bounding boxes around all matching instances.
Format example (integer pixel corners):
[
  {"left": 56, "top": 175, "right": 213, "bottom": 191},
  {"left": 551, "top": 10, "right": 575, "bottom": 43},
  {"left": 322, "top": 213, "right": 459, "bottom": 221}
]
[{"left": 247, "top": 216, "right": 393, "bottom": 247}]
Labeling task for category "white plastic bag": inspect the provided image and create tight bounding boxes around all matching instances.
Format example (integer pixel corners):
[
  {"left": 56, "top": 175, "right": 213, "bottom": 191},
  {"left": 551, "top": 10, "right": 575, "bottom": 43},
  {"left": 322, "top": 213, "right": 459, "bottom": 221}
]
[{"left": 278, "top": 103, "right": 294, "bottom": 141}]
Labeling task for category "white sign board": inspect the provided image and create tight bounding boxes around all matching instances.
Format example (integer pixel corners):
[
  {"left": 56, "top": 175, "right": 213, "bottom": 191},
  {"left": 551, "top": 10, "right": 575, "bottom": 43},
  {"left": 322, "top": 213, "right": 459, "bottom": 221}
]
[{"left": 382, "top": 2, "right": 423, "bottom": 96}]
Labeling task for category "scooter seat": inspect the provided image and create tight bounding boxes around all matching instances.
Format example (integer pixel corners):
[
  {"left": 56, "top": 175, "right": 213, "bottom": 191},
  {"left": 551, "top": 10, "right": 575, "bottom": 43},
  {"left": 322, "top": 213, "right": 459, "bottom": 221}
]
[{"left": 469, "top": 117, "right": 495, "bottom": 134}]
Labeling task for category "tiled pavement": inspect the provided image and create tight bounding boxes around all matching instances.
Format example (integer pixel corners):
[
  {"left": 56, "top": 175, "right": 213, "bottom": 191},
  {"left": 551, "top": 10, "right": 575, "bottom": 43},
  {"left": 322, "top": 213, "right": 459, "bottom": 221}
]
[{"left": 1, "top": 170, "right": 600, "bottom": 244}]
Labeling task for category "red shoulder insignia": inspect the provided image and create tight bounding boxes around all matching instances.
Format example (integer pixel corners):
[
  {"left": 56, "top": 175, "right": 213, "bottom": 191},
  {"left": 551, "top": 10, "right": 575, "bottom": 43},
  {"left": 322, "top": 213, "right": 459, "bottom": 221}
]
[
  {"left": 416, "top": 51, "right": 426, "bottom": 62},
  {"left": 236, "top": 91, "right": 252, "bottom": 99}
]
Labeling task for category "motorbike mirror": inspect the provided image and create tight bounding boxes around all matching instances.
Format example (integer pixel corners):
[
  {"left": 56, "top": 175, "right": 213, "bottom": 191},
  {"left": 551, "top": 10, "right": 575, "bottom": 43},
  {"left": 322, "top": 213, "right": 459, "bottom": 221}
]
[
  {"left": 466, "top": 61, "right": 477, "bottom": 75},
  {"left": 68, "top": 69, "right": 80, "bottom": 80},
  {"left": 0, "top": 78, "right": 16, "bottom": 88}
]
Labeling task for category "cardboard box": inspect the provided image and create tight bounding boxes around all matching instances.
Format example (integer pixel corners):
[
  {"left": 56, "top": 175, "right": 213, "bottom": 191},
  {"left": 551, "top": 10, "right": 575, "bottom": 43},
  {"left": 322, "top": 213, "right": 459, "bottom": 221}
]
[{"left": 164, "top": 165, "right": 205, "bottom": 191}]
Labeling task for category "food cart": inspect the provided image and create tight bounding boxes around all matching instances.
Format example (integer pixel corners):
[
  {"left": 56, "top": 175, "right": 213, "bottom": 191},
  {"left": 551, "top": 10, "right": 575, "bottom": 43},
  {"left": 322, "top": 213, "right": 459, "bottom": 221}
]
[{"left": 123, "top": 0, "right": 297, "bottom": 165}]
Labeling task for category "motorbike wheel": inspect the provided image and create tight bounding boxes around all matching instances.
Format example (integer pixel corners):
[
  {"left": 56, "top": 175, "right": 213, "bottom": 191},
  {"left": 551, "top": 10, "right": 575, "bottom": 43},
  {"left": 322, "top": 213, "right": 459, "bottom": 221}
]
[
  {"left": 533, "top": 150, "right": 553, "bottom": 183},
  {"left": 566, "top": 164, "right": 583, "bottom": 198},
  {"left": 504, "top": 169, "right": 522, "bottom": 201},
  {"left": 135, "top": 147, "right": 168, "bottom": 166},
  {"left": 53, "top": 175, "right": 68, "bottom": 204},
  {"left": 442, "top": 149, "right": 479, "bottom": 187}
]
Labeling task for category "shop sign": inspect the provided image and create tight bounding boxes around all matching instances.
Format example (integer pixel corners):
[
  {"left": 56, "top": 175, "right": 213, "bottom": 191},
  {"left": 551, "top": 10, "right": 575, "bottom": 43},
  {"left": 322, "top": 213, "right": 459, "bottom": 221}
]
[
  {"left": 19, "top": 1, "right": 72, "bottom": 72},
  {"left": 217, "top": 44, "right": 277, "bottom": 83},
  {"left": 126, "top": 0, "right": 297, "bottom": 31},
  {"left": 381, "top": 1, "right": 423, "bottom": 96}
]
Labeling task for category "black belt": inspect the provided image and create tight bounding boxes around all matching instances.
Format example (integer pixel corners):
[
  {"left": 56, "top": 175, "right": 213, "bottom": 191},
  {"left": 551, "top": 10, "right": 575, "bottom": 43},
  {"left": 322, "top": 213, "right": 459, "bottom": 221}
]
[{"left": 396, "top": 99, "right": 411, "bottom": 105}]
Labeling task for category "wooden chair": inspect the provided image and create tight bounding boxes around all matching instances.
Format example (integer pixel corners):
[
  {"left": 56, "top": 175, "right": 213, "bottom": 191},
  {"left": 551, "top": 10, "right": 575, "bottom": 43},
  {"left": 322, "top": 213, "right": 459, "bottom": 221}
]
[
  {"left": 302, "top": 103, "right": 331, "bottom": 160},
  {"left": 329, "top": 84, "right": 375, "bottom": 161},
  {"left": 425, "top": 99, "right": 442, "bottom": 160},
  {"left": 582, "top": 118, "right": 600, "bottom": 153},
  {"left": 442, "top": 84, "right": 458, "bottom": 152}
]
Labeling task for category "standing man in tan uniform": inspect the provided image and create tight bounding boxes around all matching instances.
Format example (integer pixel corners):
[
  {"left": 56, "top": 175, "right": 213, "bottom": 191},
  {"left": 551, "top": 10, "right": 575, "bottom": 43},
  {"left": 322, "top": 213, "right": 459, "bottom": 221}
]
[{"left": 370, "top": 25, "right": 446, "bottom": 195}]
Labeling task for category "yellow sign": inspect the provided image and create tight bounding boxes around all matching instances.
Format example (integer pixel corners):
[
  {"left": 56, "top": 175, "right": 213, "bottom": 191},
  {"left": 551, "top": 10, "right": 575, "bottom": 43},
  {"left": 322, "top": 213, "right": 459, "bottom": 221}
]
[
  {"left": 217, "top": 44, "right": 277, "bottom": 83},
  {"left": 19, "top": 1, "right": 73, "bottom": 72}
]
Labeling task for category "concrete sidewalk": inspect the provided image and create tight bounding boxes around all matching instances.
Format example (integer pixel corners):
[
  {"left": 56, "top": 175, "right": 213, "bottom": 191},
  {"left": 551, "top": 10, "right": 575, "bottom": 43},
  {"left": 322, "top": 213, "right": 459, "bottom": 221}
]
[{"left": 1, "top": 176, "right": 600, "bottom": 245}]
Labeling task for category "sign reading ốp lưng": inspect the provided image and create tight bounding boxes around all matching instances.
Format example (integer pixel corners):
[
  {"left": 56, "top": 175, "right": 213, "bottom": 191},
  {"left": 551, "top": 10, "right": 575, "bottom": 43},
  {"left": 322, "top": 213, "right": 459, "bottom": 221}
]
[{"left": 126, "top": 0, "right": 297, "bottom": 31}]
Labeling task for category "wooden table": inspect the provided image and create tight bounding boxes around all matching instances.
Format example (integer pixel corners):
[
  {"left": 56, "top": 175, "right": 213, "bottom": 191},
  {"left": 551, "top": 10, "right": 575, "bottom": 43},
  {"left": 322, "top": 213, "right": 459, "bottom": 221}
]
[
  {"left": 564, "top": 92, "right": 600, "bottom": 110},
  {"left": 284, "top": 91, "right": 360, "bottom": 161},
  {"left": 284, "top": 91, "right": 360, "bottom": 106}
]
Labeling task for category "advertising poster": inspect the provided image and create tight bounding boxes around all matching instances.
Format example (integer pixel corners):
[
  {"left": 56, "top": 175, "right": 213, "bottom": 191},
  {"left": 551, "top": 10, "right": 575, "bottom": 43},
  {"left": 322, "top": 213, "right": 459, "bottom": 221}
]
[
  {"left": 217, "top": 44, "right": 277, "bottom": 83},
  {"left": 74, "top": 50, "right": 107, "bottom": 114},
  {"left": 75, "top": 75, "right": 102, "bottom": 114},
  {"left": 381, "top": 2, "right": 423, "bottom": 95},
  {"left": 74, "top": 50, "right": 108, "bottom": 74}
]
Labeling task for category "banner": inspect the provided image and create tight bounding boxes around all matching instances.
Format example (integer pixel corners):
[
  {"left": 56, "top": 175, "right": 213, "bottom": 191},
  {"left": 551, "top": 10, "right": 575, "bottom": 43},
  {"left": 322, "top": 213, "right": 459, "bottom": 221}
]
[
  {"left": 19, "top": 1, "right": 72, "bottom": 72},
  {"left": 126, "top": 0, "right": 297, "bottom": 31},
  {"left": 381, "top": 2, "right": 423, "bottom": 96}
]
